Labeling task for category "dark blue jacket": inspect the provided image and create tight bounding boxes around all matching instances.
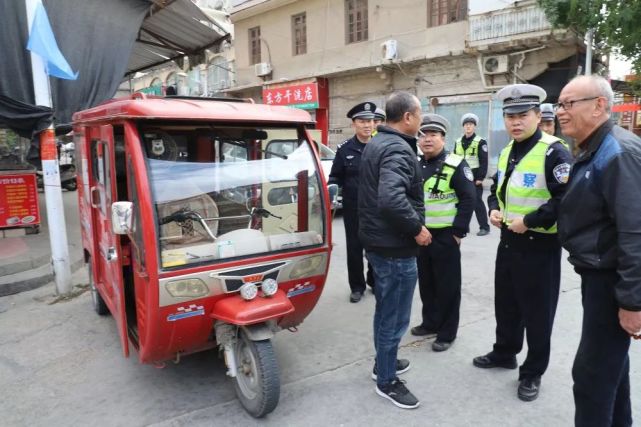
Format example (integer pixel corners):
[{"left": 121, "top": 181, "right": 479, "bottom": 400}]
[
  {"left": 558, "top": 121, "right": 641, "bottom": 311},
  {"left": 328, "top": 135, "right": 367, "bottom": 211}
]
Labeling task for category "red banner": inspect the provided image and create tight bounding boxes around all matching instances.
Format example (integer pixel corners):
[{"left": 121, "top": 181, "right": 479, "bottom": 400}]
[
  {"left": 0, "top": 173, "right": 40, "bottom": 228},
  {"left": 263, "top": 82, "right": 319, "bottom": 109},
  {"left": 612, "top": 103, "right": 641, "bottom": 113}
]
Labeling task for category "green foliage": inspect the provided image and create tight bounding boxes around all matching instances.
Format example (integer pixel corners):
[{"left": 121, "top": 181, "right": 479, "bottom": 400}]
[{"left": 538, "top": 0, "right": 641, "bottom": 88}]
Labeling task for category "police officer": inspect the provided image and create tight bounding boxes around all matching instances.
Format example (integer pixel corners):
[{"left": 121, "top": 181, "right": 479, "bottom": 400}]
[
  {"left": 454, "top": 113, "right": 490, "bottom": 236},
  {"left": 472, "top": 84, "right": 573, "bottom": 402},
  {"left": 410, "top": 114, "right": 475, "bottom": 352},
  {"left": 329, "top": 101, "right": 376, "bottom": 303},
  {"left": 538, "top": 103, "right": 556, "bottom": 136}
]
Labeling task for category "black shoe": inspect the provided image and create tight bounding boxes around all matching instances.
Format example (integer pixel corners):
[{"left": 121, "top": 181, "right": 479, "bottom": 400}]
[
  {"left": 472, "top": 353, "right": 518, "bottom": 369},
  {"left": 410, "top": 325, "right": 437, "bottom": 338},
  {"left": 349, "top": 291, "right": 363, "bottom": 303},
  {"left": 477, "top": 229, "right": 490, "bottom": 236},
  {"left": 376, "top": 378, "right": 420, "bottom": 409},
  {"left": 371, "top": 359, "right": 411, "bottom": 380},
  {"left": 518, "top": 377, "right": 541, "bottom": 402},
  {"left": 432, "top": 340, "right": 453, "bottom": 352}
]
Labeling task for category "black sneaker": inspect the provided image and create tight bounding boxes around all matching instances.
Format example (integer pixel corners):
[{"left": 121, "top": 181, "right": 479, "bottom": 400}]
[
  {"left": 518, "top": 377, "right": 541, "bottom": 402},
  {"left": 376, "top": 378, "right": 420, "bottom": 409},
  {"left": 432, "top": 340, "right": 453, "bottom": 352},
  {"left": 349, "top": 291, "right": 363, "bottom": 303},
  {"left": 371, "top": 359, "right": 411, "bottom": 380},
  {"left": 477, "top": 229, "right": 490, "bottom": 236}
]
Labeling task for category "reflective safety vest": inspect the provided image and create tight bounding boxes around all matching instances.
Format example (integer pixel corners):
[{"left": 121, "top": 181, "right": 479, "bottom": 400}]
[
  {"left": 454, "top": 135, "right": 481, "bottom": 169},
  {"left": 424, "top": 153, "right": 462, "bottom": 228},
  {"left": 496, "top": 132, "right": 563, "bottom": 234}
]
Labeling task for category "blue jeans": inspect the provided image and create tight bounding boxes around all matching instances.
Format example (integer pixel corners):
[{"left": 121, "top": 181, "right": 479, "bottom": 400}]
[{"left": 366, "top": 251, "right": 417, "bottom": 387}]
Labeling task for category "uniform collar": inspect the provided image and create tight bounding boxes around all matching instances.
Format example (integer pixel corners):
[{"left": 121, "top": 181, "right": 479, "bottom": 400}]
[
  {"left": 462, "top": 133, "right": 476, "bottom": 142},
  {"left": 422, "top": 148, "right": 448, "bottom": 164}
]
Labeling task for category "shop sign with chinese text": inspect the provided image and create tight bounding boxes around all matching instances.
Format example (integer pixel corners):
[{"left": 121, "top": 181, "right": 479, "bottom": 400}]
[
  {"left": 263, "top": 83, "right": 319, "bottom": 109},
  {"left": 0, "top": 173, "right": 40, "bottom": 228}
]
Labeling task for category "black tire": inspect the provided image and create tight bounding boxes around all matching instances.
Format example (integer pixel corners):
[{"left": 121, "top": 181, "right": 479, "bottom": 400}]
[
  {"left": 88, "top": 262, "right": 109, "bottom": 316},
  {"left": 233, "top": 330, "right": 280, "bottom": 418}
]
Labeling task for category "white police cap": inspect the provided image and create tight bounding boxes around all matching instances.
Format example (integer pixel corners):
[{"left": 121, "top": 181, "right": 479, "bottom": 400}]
[
  {"left": 461, "top": 113, "right": 479, "bottom": 126},
  {"left": 373, "top": 107, "right": 386, "bottom": 120},
  {"left": 420, "top": 113, "right": 450, "bottom": 135},
  {"left": 347, "top": 102, "right": 376, "bottom": 120},
  {"left": 497, "top": 84, "right": 547, "bottom": 114},
  {"left": 540, "top": 103, "right": 555, "bottom": 121}
]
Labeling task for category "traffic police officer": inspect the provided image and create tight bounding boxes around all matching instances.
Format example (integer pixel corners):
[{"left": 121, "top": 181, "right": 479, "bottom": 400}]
[
  {"left": 411, "top": 114, "right": 475, "bottom": 351},
  {"left": 371, "top": 107, "right": 386, "bottom": 136},
  {"left": 472, "top": 84, "right": 573, "bottom": 402},
  {"left": 329, "top": 101, "right": 376, "bottom": 302},
  {"left": 538, "top": 103, "right": 556, "bottom": 136},
  {"left": 454, "top": 113, "right": 490, "bottom": 236}
]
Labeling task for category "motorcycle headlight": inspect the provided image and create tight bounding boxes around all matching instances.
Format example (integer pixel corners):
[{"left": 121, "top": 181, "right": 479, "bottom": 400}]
[
  {"left": 290, "top": 255, "right": 325, "bottom": 279},
  {"left": 261, "top": 278, "right": 278, "bottom": 297},
  {"left": 239, "top": 282, "right": 258, "bottom": 300},
  {"left": 166, "top": 278, "right": 208, "bottom": 298}
]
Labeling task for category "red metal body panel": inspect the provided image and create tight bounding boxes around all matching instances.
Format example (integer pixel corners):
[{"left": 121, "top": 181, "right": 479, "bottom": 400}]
[{"left": 210, "top": 290, "right": 295, "bottom": 325}]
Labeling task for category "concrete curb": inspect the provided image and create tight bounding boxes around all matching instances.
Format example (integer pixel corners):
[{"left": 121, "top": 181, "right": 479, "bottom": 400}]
[{"left": 0, "top": 257, "right": 85, "bottom": 297}]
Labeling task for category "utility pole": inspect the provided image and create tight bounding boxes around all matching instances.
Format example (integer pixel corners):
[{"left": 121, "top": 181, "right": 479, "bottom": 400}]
[
  {"left": 585, "top": 28, "right": 594, "bottom": 76},
  {"left": 26, "top": 0, "right": 72, "bottom": 295}
]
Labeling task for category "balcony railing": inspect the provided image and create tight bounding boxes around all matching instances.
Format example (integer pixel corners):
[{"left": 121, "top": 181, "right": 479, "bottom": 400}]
[{"left": 468, "top": 2, "right": 552, "bottom": 43}]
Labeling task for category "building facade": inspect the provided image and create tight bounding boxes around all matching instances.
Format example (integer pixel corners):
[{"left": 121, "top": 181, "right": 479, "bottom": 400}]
[{"left": 228, "top": 0, "right": 584, "bottom": 168}]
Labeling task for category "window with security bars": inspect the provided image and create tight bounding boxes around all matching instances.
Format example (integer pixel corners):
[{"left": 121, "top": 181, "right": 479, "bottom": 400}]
[
  {"left": 249, "top": 26, "right": 261, "bottom": 65},
  {"left": 428, "top": 0, "right": 467, "bottom": 27},
  {"left": 292, "top": 13, "right": 307, "bottom": 55},
  {"left": 345, "top": 0, "right": 368, "bottom": 44}
]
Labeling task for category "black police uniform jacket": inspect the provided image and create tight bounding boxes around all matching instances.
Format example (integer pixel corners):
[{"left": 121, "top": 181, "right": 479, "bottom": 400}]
[
  {"left": 328, "top": 135, "right": 366, "bottom": 210},
  {"left": 358, "top": 125, "right": 425, "bottom": 257},
  {"left": 558, "top": 120, "right": 641, "bottom": 311}
]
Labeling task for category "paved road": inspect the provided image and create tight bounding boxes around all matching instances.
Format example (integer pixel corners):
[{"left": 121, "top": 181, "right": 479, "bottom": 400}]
[{"left": 1, "top": 211, "right": 639, "bottom": 426}]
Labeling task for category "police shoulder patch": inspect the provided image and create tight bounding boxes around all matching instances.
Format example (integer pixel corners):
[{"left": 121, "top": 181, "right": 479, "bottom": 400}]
[
  {"left": 482, "top": 144, "right": 488, "bottom": 152},
  {"left": 553, "top": 163, "right": 571, "bottom": 184},
  {"left": 463, "top": 167, "right": 474, "bottom": 181}
]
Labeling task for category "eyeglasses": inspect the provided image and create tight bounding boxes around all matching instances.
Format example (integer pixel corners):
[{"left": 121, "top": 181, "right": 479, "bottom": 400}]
[{"left": 553, "top": 96, "right": 600, "bottom": 112}]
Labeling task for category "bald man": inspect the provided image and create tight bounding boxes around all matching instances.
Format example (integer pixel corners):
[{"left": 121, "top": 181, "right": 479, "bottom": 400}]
[{"left": 557, "top": 75, "right": 641, "bottom": 427}]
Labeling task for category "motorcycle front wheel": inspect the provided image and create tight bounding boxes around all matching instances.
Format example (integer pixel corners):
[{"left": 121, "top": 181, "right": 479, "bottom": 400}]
[{"left": 233, "top": 329, "right": 280, "bottom": 418}]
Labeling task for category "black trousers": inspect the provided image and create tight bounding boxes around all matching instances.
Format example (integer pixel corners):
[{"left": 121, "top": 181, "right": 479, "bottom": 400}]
[
  {"left": 573, "top": 270, "right": 632, "bottom": 427},
  {"left": 417, "top": 230, "right": 461, "bottom": 343},
  {"left": 491, "top": 242, "right": 561, "bottom": 380},
  {"left": 474, "top": 184, "right": 489, "bottom": 230},
  {"left": 343, "top": 208, "right": 374, "bottom": 293}
]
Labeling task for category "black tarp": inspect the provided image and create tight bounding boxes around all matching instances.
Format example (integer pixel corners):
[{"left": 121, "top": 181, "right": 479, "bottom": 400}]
[{"left": 0, "top": 0, "right": 150, "bottom": 137}]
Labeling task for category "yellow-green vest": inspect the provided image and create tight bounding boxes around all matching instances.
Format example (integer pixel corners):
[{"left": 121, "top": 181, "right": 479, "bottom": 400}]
[
  {"left": 424, "top": 153, "right": 462, "bottom": 228},
  {"left": 454, "top": 135, "right": 481, "bottom": 169},
  {"left": 496, "top": 133, "right": 563, "bottom": 234}
]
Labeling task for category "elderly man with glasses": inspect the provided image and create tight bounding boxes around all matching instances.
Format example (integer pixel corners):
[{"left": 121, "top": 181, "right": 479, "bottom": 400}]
[{"left": 557, "top": 75, "right": 641, "bottom": 427}]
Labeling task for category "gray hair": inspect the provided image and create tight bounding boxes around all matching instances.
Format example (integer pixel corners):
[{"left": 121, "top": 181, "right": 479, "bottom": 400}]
[{"left": 573, "top": 75, "right": 614, "bottom": 113}]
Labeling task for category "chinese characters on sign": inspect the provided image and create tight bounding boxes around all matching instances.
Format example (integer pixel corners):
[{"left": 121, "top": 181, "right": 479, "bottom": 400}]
[
  {"left": 0, "top": 173, "right": 40, "bottom": 228},
  {"left": 263, "top": 83, "right": 319, "bottom": 109}
]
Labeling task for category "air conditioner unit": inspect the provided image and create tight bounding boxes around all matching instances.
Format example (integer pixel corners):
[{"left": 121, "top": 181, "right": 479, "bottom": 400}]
[
  {"left": 482, "top": 55, "right": 508, "bottom": 75},
  {"left": 254, "top": 62, "right": 272, "bottom": 77},
  {"left": 381, "top": 39, "right": 398, "bottom": 60}
]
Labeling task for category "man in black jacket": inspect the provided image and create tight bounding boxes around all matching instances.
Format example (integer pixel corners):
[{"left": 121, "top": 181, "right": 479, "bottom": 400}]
[
  {"left": 557, "top": 75, "right": 641, "bottom": 427},
  {"left": 359, "top": 91, "right": 429, "bottom": 410},
  {"left": 329, "top": 101, "right": 377, "bottom": 303}
]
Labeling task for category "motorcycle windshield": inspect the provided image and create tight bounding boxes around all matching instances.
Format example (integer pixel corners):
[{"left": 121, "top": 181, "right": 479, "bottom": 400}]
[{"left": 141, "top": 125, "right": 326, "bottom": 269}]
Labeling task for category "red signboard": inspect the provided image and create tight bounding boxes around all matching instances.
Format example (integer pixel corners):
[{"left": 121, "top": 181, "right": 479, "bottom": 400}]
[
  {"left": 612, "top": 103, "right": 641, "bottom": 113},
  {"left": 0, "top": 173, "right": 40, "bottom": 228},
  {"left": 263, "top": 82, "right": 319, "bottom": 109}
]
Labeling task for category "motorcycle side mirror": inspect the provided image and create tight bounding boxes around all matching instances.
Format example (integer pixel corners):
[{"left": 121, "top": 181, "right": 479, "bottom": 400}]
[
  {"left": 327, "top": 184, "right": 339, "bottom": 205},
  {"left": 111, "top": 201, "right": 134, "bottom": 235}
]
